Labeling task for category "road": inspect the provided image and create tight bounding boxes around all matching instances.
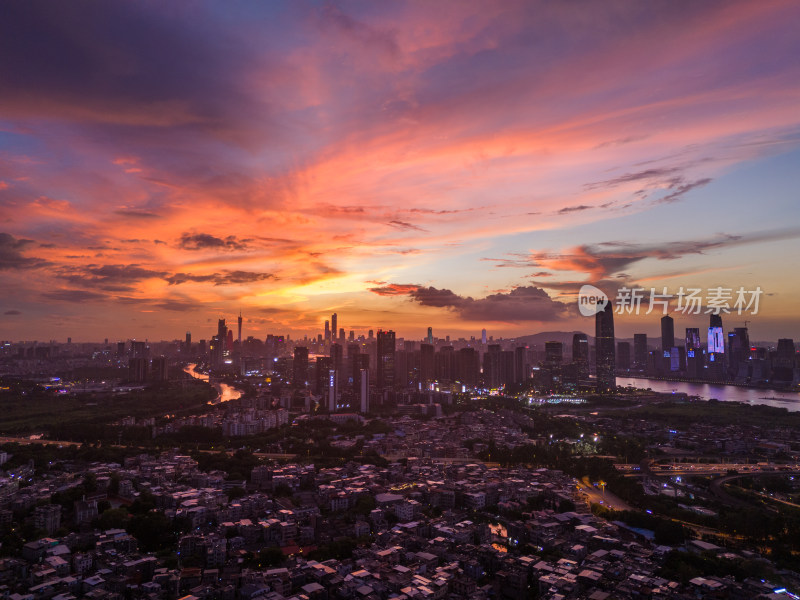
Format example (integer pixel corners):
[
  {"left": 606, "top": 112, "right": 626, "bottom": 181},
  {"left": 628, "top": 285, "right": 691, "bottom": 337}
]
[
  {"left": 576, "top": 476, "right": 632, "bottom": 511},
  {"left": 0, "top": 436, "right": 81, "bottom": 447}
]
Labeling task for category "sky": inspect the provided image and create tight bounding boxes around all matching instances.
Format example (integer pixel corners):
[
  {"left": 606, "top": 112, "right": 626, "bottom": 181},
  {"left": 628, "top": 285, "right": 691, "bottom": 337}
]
[{"left": 1, "top": 0, "right": 800, "bottom": 343}]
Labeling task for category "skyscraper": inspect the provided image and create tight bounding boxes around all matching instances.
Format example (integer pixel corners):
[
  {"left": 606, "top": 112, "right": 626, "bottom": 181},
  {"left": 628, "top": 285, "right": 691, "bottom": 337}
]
[
  {"left": 685, "top": 328, "right": 702, "bottom": 378},
  {"left": 293, "top": 346, "right": 309, "bottom": 388},
  {"left": 545, "top": 341, "right": 563, "bottom": 366},
  {"left": 330, "top": 343, "right": 343, "bottom": 376},
  {"left": 237, "top": 311, "right": 242, "bottom": 346},
  {"left": 359, "top": 368, "right": 370, "bottom": 413},
  {"left": 324, "top": 320, "right": 330, "bottom": 342},
  {"left": 616, "top": 342, "right": 631, "bottom": 370},
  {"left": 217, "top": 319, "right": 227, "bottom": 352},
  {"left": 327, "top": 369, "right": 337, "bottom": 412},
  {"left": 483, "top": 344, "right": 501, "bottom": 388},
  {"left": 633, "top": 334, "right": 647, "bottom": 370},
  {"left": 572, "top": 333, "right": 589, "bottom": 381},
  {"left": 331, "top": 313, "right": 337, "bottom": 342},
  {"left": 685, "top": 328, "right": 701, "bottom": 351},
  {"left": 376, "top": 330, "right": 396, "bottom": 391},
  {"left": 661, "top": 315, "right": 675, "bottom": 353},
  {"left": 514, "top": 346, "right": 528, "bottom": 383},
  {"left": 572, "top": 333, "right": 589, "bottom": 362},
  {"left": 420, "top": 343, "right": 435, "bottom": 386},
  {"left": 427, "top": 327, "right": 434, "bottom": 345},
  {"left": 481, "top": 329, "right": 487, "bottom": 345},
  {"left": 595, "top": 304, "right": 616, "bottom": 392}
]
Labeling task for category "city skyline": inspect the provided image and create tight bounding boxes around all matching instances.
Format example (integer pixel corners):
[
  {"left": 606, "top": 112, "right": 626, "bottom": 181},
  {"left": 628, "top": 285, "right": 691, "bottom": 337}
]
[{"left": 2, "top": 1, "right": 800, "bottom": 342}]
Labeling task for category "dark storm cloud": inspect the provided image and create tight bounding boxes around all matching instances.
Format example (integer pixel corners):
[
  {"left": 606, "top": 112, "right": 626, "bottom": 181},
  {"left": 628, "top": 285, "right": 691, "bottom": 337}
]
[
  {"left": 368, "top": 283, "right": 421, "bottom": 296},
  {"left": 114, "top": 210, "right": 162, "bottom": 219},
  {"left": 166, "top": 271, "right": 274, "bottom": 286},
  {"left": 60, "top": 264, "right": 167, "bottom": 290},
  {"left": 519, "top": 229, "right": 800, "bottom": 288},
  {"left": 154, "top": 299, "right": 202, "bottom": 312},
  {"left": 369, "top": 284, "right": 568, "bottom": 322},
  {"left": 4, "top": 310, "right": 22, "bottom": 315},
  {"left": 0, "top": 232, "right": 49, "bottom": 270},
  {"left": 42, "top": 289, "right": 107, "bottom": 302},
  {"left": 179, "top": 233, "right": 250, "bottom": 251}
]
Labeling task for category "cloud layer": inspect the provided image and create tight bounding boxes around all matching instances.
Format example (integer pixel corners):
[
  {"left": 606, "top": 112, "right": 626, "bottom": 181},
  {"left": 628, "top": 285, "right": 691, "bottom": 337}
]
[{"left": 1, "top": 1, "right": 799, "bottom": 338}]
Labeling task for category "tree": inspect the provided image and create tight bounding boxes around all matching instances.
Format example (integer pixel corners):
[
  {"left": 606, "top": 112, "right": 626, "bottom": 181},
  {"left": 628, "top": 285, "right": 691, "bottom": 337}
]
[
  {"left": 127, "top": 511, "right": 174, "bottom": 552},
  {"left": 97, "top": 508, "right": 130, "bottom": 531}
]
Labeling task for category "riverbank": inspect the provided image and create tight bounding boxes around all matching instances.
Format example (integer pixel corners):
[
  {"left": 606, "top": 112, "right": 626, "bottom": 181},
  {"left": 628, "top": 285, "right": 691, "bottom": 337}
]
[
  {"left": 183, "top": 363, "right": 243, "bottom": 404},
  {"left": 616, "top": 376, "right": 800, "bottom": 412}
]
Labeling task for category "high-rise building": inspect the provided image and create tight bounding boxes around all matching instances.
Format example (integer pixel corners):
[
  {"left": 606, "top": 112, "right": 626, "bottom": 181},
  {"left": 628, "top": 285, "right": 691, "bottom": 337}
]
[
  {"left": 571, "top": 333, "right": 589, "bottom": 381},
  {"left": 327, "top": 369, "right": 337, "bottom": 412},
  {"left": 572, "top": 333, "right": 589, "bottom": 362},
  {"left": 330, "top": 343, "right": 343, "bottom": 377},
  {"left": 128, "top": 357, "right": 148, "bottom": 382},
  {"left": 419, "top": 343, "right": 435, "bottom": 386},
  {"left": 353, "top": 353, "right": 369, "bottom": 392},
  {"left": 661, "top": 315, "right": 675, "bottom": 353},
  {"left": 315, "top": 357, "right": 332, "bottom": 394},
  {"left": 616, "top": 342, "right": 631, "bottom": 370},
  {"left": 293, "top": 346, "right": 309, "bottom": 388},
  {"left": 324, "top": 320, "right": 330, "bottom": 342},
  {"left": 33, "top": 504, "right": 61, "bottom": 535},
  {"left": 131, "top": 340, "right": 148, "bottom": 358},
  {"left": 338, "top": 328, "right": 345, "bottom": 341},
  {"left": 359, "top": 368, "right": 370, "bottom": 413},
  {"left": 456, "top": 347, "right": 479, "bottom": 386},
  {"left": 728, "top": 327, "right": 750, "bottom": 379},
  {"left": 707, "top": 314, "right": 725, "bottom": 380},
  {"left": 483, "top": 344, "right": 502, "bottom": 388},
  {"left": 438, "top": 346, "right": 456, "bottom": 382},
  {"left": 776, "top": 338, "right": 796, "bottom": 366},
  {"left": 773, "top": 338, "right": 796, "bottom": 384},
  {"left": 237, "top": 312, "right": 242, "bottom": 346},
  {"left": 331, "top": 313, "right": 337, "bottom": 341},
  {"left": 514, "top": 346, "right": 528, "bottom": 383},
  {"left": 481, "top": 329, "right": 487, "bottom": 345},
  {"left": 376, "top": 330, "right": 396, "bottom": 391},
  {"left": 595, "top": 304, "right": 616, "bottom": 392},
  {"left": 545, "top": 341, "right": 563, "bottom": 366},
  {"left": 633, "top": 334, "right": 647, "bottom": 370},
  {"left": 685, "top": 328, "right": 701, "bottom": 351},
  {"left": 150, "top": 356, "right": 168, "bottom": 381},
  {"left": 217, "top": 319, "right": 227, "bottom": 352},
  {"left": 426, "top": 327, "right": 434, "bottom": 345}
]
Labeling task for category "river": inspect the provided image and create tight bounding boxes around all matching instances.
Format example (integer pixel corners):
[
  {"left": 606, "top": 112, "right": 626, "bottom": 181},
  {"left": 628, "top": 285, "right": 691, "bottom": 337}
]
[
  {"left": 616, "top": 377, "right": 800, "bottom": 412},
  {"left": 183, "top": 363, "right": 242, "bottom": 404}
]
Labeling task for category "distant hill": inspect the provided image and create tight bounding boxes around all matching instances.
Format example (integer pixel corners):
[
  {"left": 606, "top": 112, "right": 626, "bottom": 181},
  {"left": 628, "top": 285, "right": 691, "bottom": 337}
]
[
  {"left": 506, "top": 331, "right": 593, "bottom": 347},
  {"left": 504, "top": 330, "right": 641, "bottom": 348}
]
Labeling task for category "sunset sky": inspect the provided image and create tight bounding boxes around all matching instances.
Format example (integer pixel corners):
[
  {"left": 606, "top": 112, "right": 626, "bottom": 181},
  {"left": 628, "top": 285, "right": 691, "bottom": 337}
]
[{"left": 2, "top": 1, "right": 800, "bottom": 343}]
